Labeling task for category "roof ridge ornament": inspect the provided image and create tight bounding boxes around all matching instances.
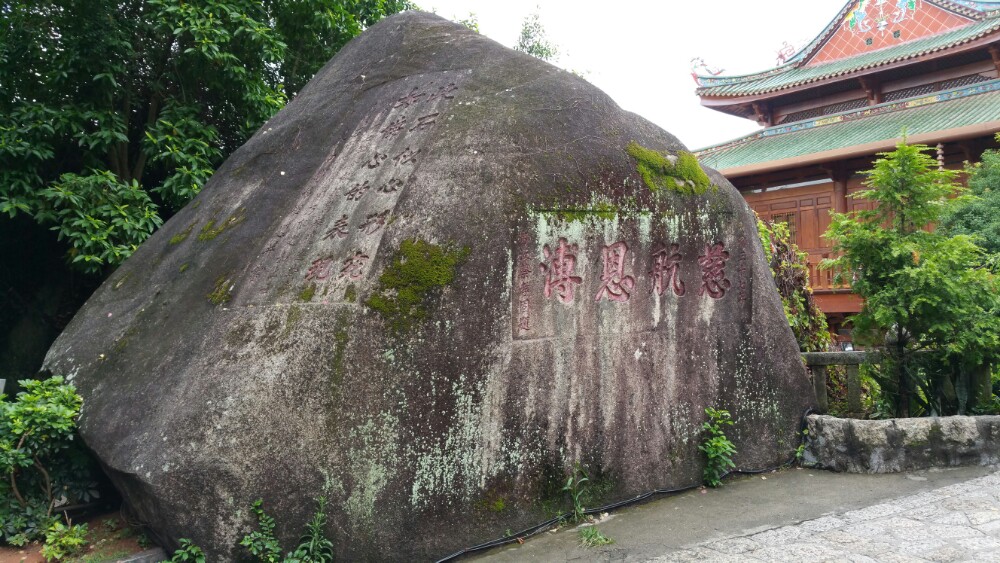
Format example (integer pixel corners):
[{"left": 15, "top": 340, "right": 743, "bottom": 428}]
[{"left": 690, "top": 57, "right": 724, "bottom": 85}]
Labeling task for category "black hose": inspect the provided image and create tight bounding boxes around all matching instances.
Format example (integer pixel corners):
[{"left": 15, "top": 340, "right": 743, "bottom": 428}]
[{"left": 434, "top": 407, "right": 816, "bottom": 563}]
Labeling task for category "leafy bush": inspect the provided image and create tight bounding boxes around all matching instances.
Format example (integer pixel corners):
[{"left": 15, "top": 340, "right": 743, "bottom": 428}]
[
  {"left": 0, "top": 376, "right": 101, "bottom": 545},
  {"left": 241, "top": 498, "right": 334, "bottom": 563},
  {"left": 39, "top": 520, "right": 88, "bottom": 560},
  {"left": 699, "top": 407, "right": 736, "bottom": 488},
  {"left": 169, "top": 538, "right": 206, "bottom": 563}
]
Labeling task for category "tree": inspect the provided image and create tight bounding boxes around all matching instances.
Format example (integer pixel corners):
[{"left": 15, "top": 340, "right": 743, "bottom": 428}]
[
  {"left": 0, "top": 0, "right": 413, "bottom": 274},
  {"left": 942, "top": 134, "right": 1000, "bottom": 256},
  {"left": 514, "top": 11, "right": 558, "bottom": 62},
  {"left": 823, "top": 141, "right": 1000, "bottom": 417},
  {"left": 0, "top": 0, "right": 413, "bottom": 386}
]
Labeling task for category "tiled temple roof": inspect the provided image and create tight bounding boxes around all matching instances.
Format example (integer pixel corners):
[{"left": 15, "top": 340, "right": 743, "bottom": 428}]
[
  {"left": 696, "top": 79, "right": 1000, "bottom": 172},
  {"left": 695, "top": 1, "right": 1000, "bottom": 98}
]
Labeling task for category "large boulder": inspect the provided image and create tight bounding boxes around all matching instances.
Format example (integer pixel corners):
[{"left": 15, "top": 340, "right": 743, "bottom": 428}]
[{"left": 44, "top": 12, "right": 815, "bottom": 561}]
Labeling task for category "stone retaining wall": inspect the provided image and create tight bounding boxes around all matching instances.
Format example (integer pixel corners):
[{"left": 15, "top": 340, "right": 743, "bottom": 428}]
[{"left": 803, "top": 414, "right": 1000, "bottom": 472}]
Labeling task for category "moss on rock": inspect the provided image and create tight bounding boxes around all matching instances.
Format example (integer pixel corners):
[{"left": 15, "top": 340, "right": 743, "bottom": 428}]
[
  {"left": 626, "top": 141, "right": 713, "bottom": 196},
  {"left": 207, "top": 276, "right": 233, "bottom": 305},
  {"left": 365, "top": 239, "right": 470, "bottom": 333}
]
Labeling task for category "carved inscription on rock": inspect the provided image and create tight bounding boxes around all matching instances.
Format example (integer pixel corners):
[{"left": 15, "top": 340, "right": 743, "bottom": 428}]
[
  {"left": 540, "top": 238, "right": 583, "bottom": 304},
  {"left": 595, "top": 242, "right": 635, "bottom": 303},
  {"left": 698, "top": 242, "right": 731, "bottom": 299},
  {"left": 650, "top": 244, "right": 685, "bottom": 297}
]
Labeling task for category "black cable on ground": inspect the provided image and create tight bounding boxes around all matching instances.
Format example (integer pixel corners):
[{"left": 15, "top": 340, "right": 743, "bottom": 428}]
[{"left": 435, "top": 407, "right": 816, "bottom": 563}]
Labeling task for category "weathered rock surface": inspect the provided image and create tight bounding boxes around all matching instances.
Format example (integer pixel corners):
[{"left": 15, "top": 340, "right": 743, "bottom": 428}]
[
  {"left": 43, "top": 12, "right": 815, "bottom": 560},
  {"left": 804, "top": 415, "right": 1000, "bottom": 472}
]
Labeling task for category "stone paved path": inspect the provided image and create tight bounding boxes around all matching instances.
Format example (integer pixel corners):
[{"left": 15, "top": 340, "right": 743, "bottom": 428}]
[
  {"left": 657, "top": 471, "right": 1000, "bottom": 562},
  {"left": 475, "top": 466, "right": 1000, "bottom": 562}
]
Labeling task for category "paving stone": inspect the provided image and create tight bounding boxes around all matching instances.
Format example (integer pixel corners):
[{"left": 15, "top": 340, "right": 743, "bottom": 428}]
[
  {"left": 967, "top": 509, "right": 1000, "bottom": 525},
  {"left": 842, "top": 503, "right": 906, "bottom": 522},
  {"left": 799, "top": 515, "right": 847, "bottom": 532},
  {"left": 748, "top": 525, "right": 802, "bottom": 546},
  {"left": 954, "top": 534, "right": 1000, "bottom": 552},
  {"left": 704, "top": 536, "right": 761, "bottom": 555}
]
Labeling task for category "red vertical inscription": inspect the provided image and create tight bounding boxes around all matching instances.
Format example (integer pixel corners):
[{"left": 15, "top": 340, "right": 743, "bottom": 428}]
[
  {"left": 595, "top": 241, "right": 636, "bottom": 303},
  {"left": 698, "top": 242, "right": 731, "bottom": 299},
  {"left": 650, "top": 244, "right": 685, "bottom": 297},
  {"left": 540, "top": 238, "right": 583, "bottom": 304}
]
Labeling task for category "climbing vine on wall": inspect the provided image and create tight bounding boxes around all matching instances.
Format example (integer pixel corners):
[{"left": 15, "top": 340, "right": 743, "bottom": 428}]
[{"left": 757, "top": 218, "right": 831, "bottom": 352}]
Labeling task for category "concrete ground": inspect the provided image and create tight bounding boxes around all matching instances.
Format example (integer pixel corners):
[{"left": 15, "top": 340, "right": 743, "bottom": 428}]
[{"left": 470, "top": 465, "right": 1000, "bottom": 562}]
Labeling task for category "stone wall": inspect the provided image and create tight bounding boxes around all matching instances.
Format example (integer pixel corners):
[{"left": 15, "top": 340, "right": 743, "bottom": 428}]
[{"left": 803, "top": 414, "right": 1000, "bottom": 472}]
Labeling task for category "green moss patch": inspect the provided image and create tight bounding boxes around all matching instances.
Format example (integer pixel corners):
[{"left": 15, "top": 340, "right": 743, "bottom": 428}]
[
  {"left": 207, "top": 275, "right": 233, "bottom": 305},
  {"left": 626, "top": 141, "right": 713, "bottom": 195},
  {"left": 299, "top": 283, "right": 317, "bottom": 302},
  {"left": 170, "top": 222, "right": 196, "bottom": 245},
  {"left": 365, "top": 239, "right": 470, "bottom": 333},
  {"left": 179, "top": 263, "right": 190, "bottom": 273},
  {"left": 198, "top": 208, "right": 246, "bottom": 241}
]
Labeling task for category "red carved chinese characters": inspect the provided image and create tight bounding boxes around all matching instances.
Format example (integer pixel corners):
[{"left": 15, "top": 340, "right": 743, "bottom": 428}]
[
  {"left": 697, "top": 242, "right": 731, "bottom": 299},
  {"left": 339, "top": 251, "right": 369, "bottom": 280},
  {"left": 323, "top": 215, "right": 349, "bottom": 240},
  {"left": 345, "top": 181, "right": 370, "bottom": 200},
  {"left": 426, "top": 82, "right": 458, "bottom": 102},
  {"left": 366, "top": 152, "right": 387, "bottom": 169},
  {"left": 359, "top": 210, "right": 390, "bottom": 235},
  {"left": 393, "top": 87, "right": 426, "bottom": 108},
  {"left": 516, "top": 233, "right": 533, "bottom": 333},
  {"left": 378, "top": 179, "right": 404, "bottom": 193},
  {"left": 650, "top": 244, "right": 685, "bottom": 297},
  {"left": 305, "top": 257, "right": 334, "bottom": 281},
  {"left": 595, "top": 242, "right": 636, "bottom": 303},
  {"left": 409, "top": 113, "right": 439, "bottom": 132},
  {"left": 540, "top": 238, "right": 583, "bottom": 304},
  {"left": 393, "top": 147, "right": 419, "bottom": 165},
  {"left": 379, "top": 117, "right": 407, "bottom": 138}
]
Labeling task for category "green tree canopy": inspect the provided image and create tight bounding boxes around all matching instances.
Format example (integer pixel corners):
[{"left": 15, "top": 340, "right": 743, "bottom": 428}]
[
  {"left": 514, "top": 11, "right": 558, "bottom": 62},
  {"left": 0, "top": 0, "right": 412, "bottom": 274},
  {"left": 942, "top": 135, "right": 1000, "bottom": 256},
  {"left": 823, "top": 141, "right": 1000, "bottom": 416}
]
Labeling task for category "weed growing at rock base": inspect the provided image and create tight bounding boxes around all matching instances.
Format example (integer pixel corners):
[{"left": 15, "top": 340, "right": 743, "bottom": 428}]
[
  {"left": 579, "top": 525, "right": 613, "bottom": 547},
  {"left": 699, "top": 407, "right": 737, "bottom": 487},
  {"left": 563, "top": 462, "right": 589, "bottom": 523},
  {"left": 169, "top": 538, "right": 206, "bottom": 562},
  {"left": 240, "top": 498, "right": 334, "bottom": 562}
]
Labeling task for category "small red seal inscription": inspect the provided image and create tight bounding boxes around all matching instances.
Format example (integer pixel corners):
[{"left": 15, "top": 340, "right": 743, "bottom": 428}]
[
  {"left": 698, "top": 242, "right": 731, "bottom": 299},
  {"left": 540, "top": 238, "right": 583, "bottom": 304},
  {"left": 595, "top": 241, "right": 636, "bottom": 303},
  {"left": 650, "top": 244, "right": 685, "bottom": 297}
]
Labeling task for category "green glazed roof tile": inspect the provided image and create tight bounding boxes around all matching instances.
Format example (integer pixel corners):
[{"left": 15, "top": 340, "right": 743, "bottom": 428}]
[
  {"left": 696, "top": 81, "right": 1000, "bottom": 171},
  {"left": 696, "top": 17, "right": 1000, "bottom": 97}
]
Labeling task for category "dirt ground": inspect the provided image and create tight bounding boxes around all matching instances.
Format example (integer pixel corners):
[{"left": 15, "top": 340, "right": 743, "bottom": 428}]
[{"left": 0, "top": 511, "right": 147, "bottom": 563}]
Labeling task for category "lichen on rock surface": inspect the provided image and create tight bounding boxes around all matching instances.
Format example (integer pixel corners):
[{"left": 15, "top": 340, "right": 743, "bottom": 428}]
[{"left": 41, "top": 11, "right": 814, "bottom": 562}]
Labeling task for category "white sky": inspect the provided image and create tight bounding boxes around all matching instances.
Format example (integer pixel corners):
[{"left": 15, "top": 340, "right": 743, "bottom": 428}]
[{"left": 422, "top": 0, "right": 849, "bottom": 149}]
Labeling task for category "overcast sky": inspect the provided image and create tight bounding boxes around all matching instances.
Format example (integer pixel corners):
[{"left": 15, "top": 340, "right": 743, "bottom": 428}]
[{"left": 421, "top": 0, "right": 849, "bottom": 149}]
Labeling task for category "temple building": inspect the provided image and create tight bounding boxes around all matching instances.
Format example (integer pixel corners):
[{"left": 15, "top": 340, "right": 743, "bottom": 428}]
[{"left": 694, "top": 0, "right": 1000, "bottom": 331}]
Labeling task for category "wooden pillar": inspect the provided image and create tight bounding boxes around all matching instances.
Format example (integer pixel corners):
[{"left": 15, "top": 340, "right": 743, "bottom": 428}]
[
  {"left": 990, "top": 46, "right": 1000, "bottom": 75},
  {"left": 752, "top": 102, "right": 774, "bottom": 127},
  {"left": 831, "top": 165, "right": 849, "bottom": 214},
  {"left": 859, "top": 77, "right": 882, "bottom": 105}
]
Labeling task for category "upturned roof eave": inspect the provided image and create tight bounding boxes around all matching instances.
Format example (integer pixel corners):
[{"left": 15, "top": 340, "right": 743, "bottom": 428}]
[
  {"left": 709, "top": 120, "right": 1000, "bottom": 178},
  {"left": 697, "top": 30, "right": 1000, "bottom": 108}
]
